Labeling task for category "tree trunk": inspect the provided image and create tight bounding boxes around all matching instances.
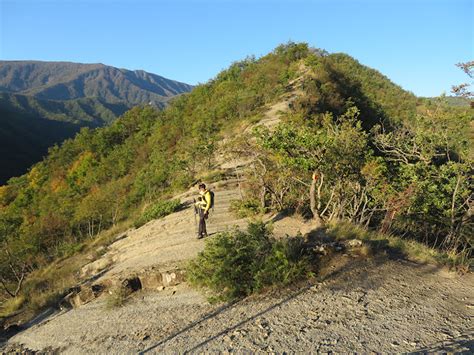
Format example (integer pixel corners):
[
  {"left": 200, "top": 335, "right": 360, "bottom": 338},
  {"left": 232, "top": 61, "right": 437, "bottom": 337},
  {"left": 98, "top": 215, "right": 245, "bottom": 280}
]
[
  {"left": 260, "top": 185, "right": 267, "bottom": 209},
  {"left": 310, "top": 172, "right": 323, "bottom": 226}
]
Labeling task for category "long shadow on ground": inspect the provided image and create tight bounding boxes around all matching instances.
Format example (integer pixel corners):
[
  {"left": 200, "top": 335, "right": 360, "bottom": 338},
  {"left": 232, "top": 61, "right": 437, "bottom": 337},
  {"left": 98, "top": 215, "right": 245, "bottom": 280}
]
[
  {"left": 139, "top": 283, "right": 315, "bottom": 354},
  {"left": 412, "top": 329, "right": 474, "bottom": 354}
]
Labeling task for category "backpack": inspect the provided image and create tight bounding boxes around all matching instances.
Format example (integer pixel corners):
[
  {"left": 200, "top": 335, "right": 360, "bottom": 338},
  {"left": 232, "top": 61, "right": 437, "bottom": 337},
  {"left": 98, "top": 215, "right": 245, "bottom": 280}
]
[{"left": 208, "top": 190, "right": 215, "bottom": 210}]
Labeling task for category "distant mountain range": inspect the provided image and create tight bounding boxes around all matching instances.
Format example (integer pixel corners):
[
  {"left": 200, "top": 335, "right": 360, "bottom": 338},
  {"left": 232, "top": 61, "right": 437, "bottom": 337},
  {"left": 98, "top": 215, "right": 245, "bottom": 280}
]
[
  {"left": 0, "top": 60, "right": 193, "bottom": 185},
  {"left": 0, "top": 61, "right": 193, "bottom": 106}
]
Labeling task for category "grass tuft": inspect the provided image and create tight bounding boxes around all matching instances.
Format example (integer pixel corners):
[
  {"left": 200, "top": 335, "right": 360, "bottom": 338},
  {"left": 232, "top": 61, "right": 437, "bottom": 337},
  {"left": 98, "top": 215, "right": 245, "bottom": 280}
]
[
  {"left": 230, "top": 198, "right": 267, "bottom": 218},
  {"left": 0, "top": 296, "right": 26, "bottom": 318},
  {"left": 105, "top": 287, "right": 130, "bottom": 309}
]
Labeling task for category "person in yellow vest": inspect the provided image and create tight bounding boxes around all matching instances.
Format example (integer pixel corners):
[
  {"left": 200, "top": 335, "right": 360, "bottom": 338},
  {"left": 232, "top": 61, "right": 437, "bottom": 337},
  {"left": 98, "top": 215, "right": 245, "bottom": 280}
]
[{"left": 195, "top": 183, "right": 212, "bottom": 239}]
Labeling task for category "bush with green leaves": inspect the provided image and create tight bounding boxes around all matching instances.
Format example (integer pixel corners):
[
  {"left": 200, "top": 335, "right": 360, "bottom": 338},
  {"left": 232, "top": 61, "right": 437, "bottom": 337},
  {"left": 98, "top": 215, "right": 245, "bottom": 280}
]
[
  {"left": 230, "top": 198, "right": 267, "bottom": 218},
  {"left": 134, "top": 199, "right": 181, "bottom": 228},
  {"left": 187, "top": 222, "right": 313, "bottom": 301}
]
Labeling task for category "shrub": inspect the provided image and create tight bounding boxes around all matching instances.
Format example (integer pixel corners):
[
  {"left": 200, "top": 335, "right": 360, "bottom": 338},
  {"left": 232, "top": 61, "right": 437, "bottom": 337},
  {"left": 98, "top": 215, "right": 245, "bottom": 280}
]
[
  {"left": 230, "top": 199, "right": 267, "bottom": 218},
  {"left": 134, "top": 199, "right": 181, "bottom": 228},
  {"left": 254, "top": 237, "right": 311, "bottom": 291},
  {"left": 187, "top": 222, "right": 313, "bottom": 301},
  {"left": 105, "top": 286, "right": 129, "bottom": 309}
]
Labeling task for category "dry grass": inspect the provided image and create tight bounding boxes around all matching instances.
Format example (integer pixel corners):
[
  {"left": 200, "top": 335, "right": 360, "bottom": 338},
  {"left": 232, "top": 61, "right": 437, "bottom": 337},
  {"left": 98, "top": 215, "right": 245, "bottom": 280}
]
[
  {"left": 90, "top": 220, "right": 133, "bottom": 249},
  {"left": 21, "top": 253, "right": 85, "bottom": 313},
  {"left": 0, "top": 220, "right": 134, "bottom": 319},
  {"left": 105, "top": 287, "right": 130, "bottom": 309},
  {"left": 0, "top": 295, "right": 25, "bottom": 318},
  {"left": 326, "top": 221, "right": 467, "bottom": 268}
]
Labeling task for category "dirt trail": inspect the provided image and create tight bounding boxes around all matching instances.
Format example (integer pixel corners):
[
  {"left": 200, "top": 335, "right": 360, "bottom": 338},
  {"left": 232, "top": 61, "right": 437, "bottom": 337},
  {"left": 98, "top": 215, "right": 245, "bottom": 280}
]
[
  {"left": 6, "top": 256, "right": 473, "bottom": 353},
  {"left": 95, "top": 181, "right": 247, "bottom": 280},
  {"left": 81, "top": 79, "right": 298, "bottom": 287}
]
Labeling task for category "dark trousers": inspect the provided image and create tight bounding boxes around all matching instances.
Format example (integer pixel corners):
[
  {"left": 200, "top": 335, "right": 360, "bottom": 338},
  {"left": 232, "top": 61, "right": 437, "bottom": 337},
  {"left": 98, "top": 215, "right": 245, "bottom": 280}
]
[{"left": 198, "top": 209, "right": 207, "bottom": 236}]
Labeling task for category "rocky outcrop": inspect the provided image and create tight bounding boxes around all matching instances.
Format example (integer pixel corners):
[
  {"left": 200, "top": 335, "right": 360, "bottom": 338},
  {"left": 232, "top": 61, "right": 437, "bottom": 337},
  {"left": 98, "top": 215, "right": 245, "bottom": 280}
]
[{"left": 62, "top": 268, "right": 187, "bottom": 308}]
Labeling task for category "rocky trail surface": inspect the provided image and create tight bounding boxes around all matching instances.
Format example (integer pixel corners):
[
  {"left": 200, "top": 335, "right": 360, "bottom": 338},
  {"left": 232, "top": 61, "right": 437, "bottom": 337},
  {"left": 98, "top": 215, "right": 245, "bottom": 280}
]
[
  {"left": 65, "top": 179, "right": 248, "bottom": 309},
  {"left": 4, "top": 254, "right": 473, "bottom": 353}
]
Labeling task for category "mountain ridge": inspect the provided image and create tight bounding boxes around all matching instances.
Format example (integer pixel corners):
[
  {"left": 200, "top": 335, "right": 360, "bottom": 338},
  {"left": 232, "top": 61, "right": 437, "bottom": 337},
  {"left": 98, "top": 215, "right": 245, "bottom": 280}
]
[{"left": 0, "top": 60, "right": 193, "bottom": 106}]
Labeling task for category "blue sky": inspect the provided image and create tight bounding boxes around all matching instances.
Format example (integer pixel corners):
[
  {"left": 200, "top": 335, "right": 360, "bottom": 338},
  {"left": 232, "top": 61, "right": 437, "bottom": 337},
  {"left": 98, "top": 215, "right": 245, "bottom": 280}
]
[{"left": 1, "top": 0, "right": 472, "bottom": 97}]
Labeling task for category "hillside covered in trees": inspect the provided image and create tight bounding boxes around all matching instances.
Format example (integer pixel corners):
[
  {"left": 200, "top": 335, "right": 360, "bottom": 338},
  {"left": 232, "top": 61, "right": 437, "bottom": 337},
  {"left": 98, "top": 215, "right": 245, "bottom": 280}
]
[
  {"left": 0, "top": 93, "right": 130, "bottom": 184},
  {"left": 0, "top": 61, "right": 193, "bottom": 184},
  {"left": 0, "top": 43, "right": 472, "bottom": 314}
]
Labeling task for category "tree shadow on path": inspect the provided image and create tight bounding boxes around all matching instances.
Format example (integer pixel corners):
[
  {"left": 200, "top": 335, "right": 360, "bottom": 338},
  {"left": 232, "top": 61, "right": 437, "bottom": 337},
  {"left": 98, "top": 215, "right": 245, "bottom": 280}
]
[
  {"left": 139, "top": 283, "right": 314, "bottom": 354},
  {"left": 412, "top": 329, "right": 474, "bottom": 354}
]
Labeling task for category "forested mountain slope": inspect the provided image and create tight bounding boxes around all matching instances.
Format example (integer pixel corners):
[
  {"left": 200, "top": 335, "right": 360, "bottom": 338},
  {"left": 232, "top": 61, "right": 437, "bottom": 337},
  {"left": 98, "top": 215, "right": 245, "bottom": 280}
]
[
  {"left": 0, "top": 93, "right": 130, "bottom": 184},
  {"left": 0, "top": 93, "right": 129, "bottom": 125},
  {"left": 0, "top": 61, "right": 193, "bottom": 184}
]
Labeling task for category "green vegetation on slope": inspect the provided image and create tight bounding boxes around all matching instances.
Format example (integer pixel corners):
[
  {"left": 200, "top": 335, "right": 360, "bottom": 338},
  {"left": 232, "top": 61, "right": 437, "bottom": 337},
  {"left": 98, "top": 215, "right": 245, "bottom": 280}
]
[
  {"left": 133, "top": 199, "right": 182, "bottom": 228},
  {"left": 229, "top": 51, "right": 472, "bottom": 265},
  {"left": 0, "top": 93, "right": 130, "bottom": 185}
]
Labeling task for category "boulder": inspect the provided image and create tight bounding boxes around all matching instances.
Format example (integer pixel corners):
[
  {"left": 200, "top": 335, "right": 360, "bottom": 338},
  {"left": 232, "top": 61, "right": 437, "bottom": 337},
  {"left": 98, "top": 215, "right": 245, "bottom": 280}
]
[
  {"left": 139, "top": 273, "right": 163, "bottom": 290},
  {"left": 345, "top": 239, "right": 363, "bottom": 248},
  {"left": 69, "top": 284, "right": 105, "bottom": 308},
  {"left": 80, "top": 256, "right": 113, "bottom": 278},
  {"left": 161, "top": 271, "right": 184, "bottom": 287},
  {"left": 70, "top": 288, "right": 94, "bottom": 308}
]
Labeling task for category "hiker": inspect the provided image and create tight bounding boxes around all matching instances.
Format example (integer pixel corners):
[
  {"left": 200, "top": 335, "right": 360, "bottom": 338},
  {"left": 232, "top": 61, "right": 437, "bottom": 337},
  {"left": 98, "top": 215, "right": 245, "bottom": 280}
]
[{"left": 195, "top": 183, "right": 212, "bottom": 239}]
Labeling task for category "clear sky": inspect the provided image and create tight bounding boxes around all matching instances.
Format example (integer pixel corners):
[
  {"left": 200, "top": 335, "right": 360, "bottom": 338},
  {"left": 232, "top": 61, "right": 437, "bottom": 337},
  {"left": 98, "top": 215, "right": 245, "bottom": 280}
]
[{"left": 1, "top": 0, "right": 472, "bottom": 97}]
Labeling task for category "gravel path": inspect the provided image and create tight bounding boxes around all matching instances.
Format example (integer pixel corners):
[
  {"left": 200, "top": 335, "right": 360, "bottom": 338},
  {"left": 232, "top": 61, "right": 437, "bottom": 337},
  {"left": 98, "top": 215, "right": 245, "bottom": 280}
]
[{"left": 6, "top": 255, "right": 473, "bottom": 353}]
